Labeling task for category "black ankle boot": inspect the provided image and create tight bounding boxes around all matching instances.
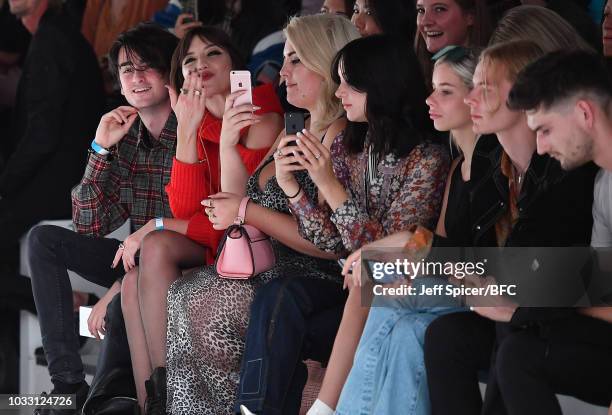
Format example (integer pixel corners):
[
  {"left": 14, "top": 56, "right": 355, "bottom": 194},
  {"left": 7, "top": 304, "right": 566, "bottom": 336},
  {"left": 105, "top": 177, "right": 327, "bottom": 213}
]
[{"left": 144, "top": 367, "right": 166, "bottom": 415}]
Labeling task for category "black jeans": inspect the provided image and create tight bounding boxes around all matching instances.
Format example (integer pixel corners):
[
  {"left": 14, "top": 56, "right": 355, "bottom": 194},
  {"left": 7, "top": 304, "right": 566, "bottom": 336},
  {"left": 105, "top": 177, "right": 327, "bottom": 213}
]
[
  {"left": 494, "top": 316, "right": 612, "bottom": 415},
  {"left": 28, "top": 224, "right": 124, "bottom": 385},
  {"left": 426, "top": 311, "right": 612, "bottom": 415},
  {"left": 235, "top": 276, "right": 347, "bottom": 415},
  {"left": 424, "top": 311, "right": 496, "bottom": 415}
]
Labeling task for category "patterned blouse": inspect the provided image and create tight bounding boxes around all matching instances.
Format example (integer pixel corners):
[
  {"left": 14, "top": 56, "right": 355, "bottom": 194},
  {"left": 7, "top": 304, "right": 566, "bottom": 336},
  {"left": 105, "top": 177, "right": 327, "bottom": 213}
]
[{"left": 290, "top": 132, "right": 449, "bottom": 255}]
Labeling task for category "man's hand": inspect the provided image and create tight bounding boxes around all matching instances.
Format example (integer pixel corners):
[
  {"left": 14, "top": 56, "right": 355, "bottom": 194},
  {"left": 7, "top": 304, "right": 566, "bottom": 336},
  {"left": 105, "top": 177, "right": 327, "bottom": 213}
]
[
  {"left": 87, "top": 280, "right": 121, "bottom": 339},
  {"left": 94, "top": 106, "right": 138, "bottom": 149}
]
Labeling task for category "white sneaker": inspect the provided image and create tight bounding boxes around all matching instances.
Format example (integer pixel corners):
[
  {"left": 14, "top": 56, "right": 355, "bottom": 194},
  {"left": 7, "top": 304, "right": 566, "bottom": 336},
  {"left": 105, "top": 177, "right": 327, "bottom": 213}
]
[
  {"left": 307, "top": 399, "right": 335, "bottom": 415},
  {"left": 240, "top": 405, "right": 256, "bottom": 415}
]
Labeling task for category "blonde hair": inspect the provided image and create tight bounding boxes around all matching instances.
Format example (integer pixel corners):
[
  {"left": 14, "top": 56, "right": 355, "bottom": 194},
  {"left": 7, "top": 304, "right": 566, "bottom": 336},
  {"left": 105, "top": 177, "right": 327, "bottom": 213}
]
[
  {"left": 479, "top": 40, "right": 545, "bottom": 112},
  {"left": 489, "top": 6, "right": 593, "bottom": 53},
  {"left": 434, "top": 47, "right": 481, "bottom": 90},
  {"left": 284, "top": 14, "right": 360, "bottom": 130}
]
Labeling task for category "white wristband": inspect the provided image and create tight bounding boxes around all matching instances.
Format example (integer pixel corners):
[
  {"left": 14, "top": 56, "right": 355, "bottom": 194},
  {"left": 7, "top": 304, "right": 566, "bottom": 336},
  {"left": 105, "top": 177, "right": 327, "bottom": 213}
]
[{"left": 155, "top": 217, "right": 164, "bottom": 231}]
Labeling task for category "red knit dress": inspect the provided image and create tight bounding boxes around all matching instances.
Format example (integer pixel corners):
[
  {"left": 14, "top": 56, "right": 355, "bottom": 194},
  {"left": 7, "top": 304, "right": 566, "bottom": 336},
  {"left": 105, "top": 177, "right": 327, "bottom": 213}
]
[{"left": 165, "top": 84, "right": 283, "bottom": 263}]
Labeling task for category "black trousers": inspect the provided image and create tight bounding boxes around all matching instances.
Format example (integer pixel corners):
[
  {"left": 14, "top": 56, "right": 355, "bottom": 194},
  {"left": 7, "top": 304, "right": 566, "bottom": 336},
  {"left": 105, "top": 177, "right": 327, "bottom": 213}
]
[
  {"left": 424, "top": 311, "right": 496, "bottom": 415},
  {"left": 494, "top": 317, "right": 612, "bottom": 415},
  {"left": 425, "top": 311, "right": 612, "bottom": 415}
]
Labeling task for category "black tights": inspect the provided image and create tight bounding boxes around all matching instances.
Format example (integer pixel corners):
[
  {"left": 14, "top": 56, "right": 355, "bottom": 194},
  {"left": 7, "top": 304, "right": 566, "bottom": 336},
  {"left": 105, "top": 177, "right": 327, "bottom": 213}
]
[{"left": 120, "top": 230, "right": 206, "bottom": 408}]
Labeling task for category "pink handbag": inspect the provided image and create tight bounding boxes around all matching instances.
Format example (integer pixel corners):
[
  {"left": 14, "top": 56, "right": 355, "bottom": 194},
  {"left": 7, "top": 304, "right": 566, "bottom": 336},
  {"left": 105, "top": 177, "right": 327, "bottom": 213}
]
[{"left": 215, "top": 197, "right": 276, "bottom": 279}]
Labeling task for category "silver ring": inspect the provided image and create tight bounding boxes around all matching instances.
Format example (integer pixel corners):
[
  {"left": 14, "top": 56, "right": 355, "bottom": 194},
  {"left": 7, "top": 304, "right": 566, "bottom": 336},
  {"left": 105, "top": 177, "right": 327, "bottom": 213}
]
[
  {"left": 314, "top": 153, "right": 321, "bottom": 160},
  {"left": 118, "top": 243, "right": 125, "bottom": 250},
  {"left": 193, "top": 89, "right": 202, "bottom": 96},
  {"left": 180, "top": 88, "right": 189, "bottom": 95},
  {"left": 275, "top": 148, "right": 283, "bottom": 159}
]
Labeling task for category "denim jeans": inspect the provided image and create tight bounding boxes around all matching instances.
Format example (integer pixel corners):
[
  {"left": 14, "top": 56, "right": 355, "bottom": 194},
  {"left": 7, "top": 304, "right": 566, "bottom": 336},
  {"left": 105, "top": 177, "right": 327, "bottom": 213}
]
[
  {"left": 335, "top": 278, "right": 465, "bottom": 415},
  {"left": 28, "top": 224, "right": 124, "bottom": 385},
  {"left": 235, "top": 276, "right": 346, "bottom": 415}
]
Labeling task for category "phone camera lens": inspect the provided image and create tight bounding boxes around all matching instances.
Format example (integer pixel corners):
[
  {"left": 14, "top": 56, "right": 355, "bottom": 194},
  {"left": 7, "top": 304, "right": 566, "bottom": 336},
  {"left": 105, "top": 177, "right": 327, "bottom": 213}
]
[{"left": 239, "top": 82, "right": 243, "bottom": 87}]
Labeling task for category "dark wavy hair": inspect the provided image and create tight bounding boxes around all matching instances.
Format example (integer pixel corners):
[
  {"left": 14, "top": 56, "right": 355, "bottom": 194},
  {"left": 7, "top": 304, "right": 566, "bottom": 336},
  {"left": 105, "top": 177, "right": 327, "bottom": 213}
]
[
  {"left": 169, "top": 26, "right": 246, "bottom": 93},
  {"left": 331, "top": 35, "right": 433, "bottom": 158},
  {"left": 364, "top": 0, "right": 416, "bottom": 43},
  {"left": 194, "top": 0, "right": 287, "bottom": 61},
  {"left": 109, "top": 22, "right": 179, "bottom": 81}
]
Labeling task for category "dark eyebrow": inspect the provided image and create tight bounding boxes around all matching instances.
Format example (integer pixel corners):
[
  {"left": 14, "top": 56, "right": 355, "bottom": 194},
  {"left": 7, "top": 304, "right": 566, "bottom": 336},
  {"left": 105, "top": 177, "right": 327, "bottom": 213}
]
[
  {"left": 119, "top": 61, "right": 133, "bottom": 68},
  {"left": 186, "top": 43, "right": 221, "bottom": 57}
]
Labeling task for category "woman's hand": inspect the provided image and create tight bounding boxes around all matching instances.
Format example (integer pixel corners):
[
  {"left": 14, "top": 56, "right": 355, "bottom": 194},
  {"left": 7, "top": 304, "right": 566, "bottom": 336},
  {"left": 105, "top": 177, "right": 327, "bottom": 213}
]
[
  {"left": 342, "top": 248, "right": 363, "bottom": 289},
  {"left": 219, "top": 91, "right": 261, "bottom": 149},
  {"left": 202, "top": 192, "right": 243, "bottom": 230},
  {"left": 174, "top": 13, "right": 203, "bottom": 39},
  {"left": 274, "top": 135, "right": 305, "bottom": 195},
  {"left": 87, "top": 281, "right": 121, "bottom": 340},
  {"left": 167, "top": 72, "right": 206, "bottom": 141},
  {"left": 111, "top": 220, "right": 154, "bottom": 272},
  {"left": 293, "top": 129, "right": 336, "bottom": 190}
]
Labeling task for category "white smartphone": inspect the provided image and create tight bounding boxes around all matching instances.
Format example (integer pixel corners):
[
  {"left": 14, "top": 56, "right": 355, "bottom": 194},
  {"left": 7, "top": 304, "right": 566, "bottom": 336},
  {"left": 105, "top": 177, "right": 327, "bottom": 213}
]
[{"left": 230, "top": 70, "right": 253, "bottom": 107}]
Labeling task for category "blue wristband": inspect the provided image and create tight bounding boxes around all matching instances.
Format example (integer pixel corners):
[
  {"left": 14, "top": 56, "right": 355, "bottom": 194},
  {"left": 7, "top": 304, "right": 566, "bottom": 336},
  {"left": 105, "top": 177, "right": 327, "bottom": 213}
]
[{"left": 91, "top": 139, "right": 110, "bottom": 155}]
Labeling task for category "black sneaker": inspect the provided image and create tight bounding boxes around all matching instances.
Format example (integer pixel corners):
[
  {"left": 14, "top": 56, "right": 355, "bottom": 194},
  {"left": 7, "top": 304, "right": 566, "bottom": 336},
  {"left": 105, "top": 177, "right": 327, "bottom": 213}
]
[
  {"left": 144, "top": 367, "right": 166, "bottom": 415},
  {"left": 33, "top": 382, "right": 89, "bottom": 415}
]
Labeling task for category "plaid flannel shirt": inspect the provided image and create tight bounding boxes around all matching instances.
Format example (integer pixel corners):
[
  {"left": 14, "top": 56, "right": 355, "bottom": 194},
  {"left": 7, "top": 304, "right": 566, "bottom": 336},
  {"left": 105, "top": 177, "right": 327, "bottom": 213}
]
[{"left": 71, "top": 112, "right": 177, "bottom": 236}]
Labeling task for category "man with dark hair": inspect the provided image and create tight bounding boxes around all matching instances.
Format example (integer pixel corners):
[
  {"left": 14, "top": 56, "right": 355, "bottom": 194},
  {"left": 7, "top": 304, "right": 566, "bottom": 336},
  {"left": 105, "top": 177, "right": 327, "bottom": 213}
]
[
  {"left": 499, "top": 49, "right": 612, "bottom": 415},
  {"left": 27, "top": 22, "right": 178, "bottom": 415},
  {"left": 509, "top": 50, "right": 612, "bottom": 171}
]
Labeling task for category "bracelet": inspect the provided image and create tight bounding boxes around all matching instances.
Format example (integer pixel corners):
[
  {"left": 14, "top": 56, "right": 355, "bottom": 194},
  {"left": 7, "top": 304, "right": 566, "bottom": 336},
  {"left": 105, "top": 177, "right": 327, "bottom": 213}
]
[
  {"left": 91, "top": 139, "right": 110, "bottom": 155},
  {"left": 155, "top": 217, "right": 164, "bottom": 231},
  {"left": 284, "top": 183, "right": 302, "bottom": 199}
]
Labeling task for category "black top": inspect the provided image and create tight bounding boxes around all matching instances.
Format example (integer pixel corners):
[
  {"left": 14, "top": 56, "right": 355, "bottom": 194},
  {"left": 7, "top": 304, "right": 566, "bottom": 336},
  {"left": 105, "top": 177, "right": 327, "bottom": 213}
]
[
  {"left": 0, "top": 7, "right": 105, "bottom": 199},
  {"left": 444, "top": 155, "right": 472, "bottom": 243}
]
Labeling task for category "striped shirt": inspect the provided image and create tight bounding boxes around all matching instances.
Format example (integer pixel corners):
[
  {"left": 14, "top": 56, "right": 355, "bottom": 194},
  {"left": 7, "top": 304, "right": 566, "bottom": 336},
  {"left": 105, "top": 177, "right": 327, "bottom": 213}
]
[{"left": 71, "top": 112, "right": 177, "bottom": 236}]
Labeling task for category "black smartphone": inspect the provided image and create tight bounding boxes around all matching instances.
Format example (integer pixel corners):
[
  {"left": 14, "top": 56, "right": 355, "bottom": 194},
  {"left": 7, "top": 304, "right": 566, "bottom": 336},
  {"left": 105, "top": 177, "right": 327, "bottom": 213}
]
[
  {"left": 285, "top": 112, "right": 305, "bottom": 137},
  {"left": 180, "top": 0, "right": 199, "bottom": 21}
]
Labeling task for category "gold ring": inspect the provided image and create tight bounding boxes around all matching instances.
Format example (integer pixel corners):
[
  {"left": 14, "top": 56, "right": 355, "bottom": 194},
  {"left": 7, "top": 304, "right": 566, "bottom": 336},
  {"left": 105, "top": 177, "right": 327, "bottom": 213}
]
[{"left": 275, "top": 148, "right": 284, "bottom": 159}]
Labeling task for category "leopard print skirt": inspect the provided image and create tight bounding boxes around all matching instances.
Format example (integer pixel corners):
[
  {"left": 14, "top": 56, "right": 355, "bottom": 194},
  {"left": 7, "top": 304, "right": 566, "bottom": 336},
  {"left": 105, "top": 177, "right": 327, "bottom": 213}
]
[{"left": 165, "top": 241, "right": 340, "bottom": 414}]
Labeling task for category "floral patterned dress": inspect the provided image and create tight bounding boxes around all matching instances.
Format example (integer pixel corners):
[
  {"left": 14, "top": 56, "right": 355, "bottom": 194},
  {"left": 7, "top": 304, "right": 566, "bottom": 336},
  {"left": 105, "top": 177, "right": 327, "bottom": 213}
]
[
  {"left": 290, "top": 132, "right": 449, "bottom": 253},
  {"left": 165, "top": 157, "right": 340, "bottom": 415}
]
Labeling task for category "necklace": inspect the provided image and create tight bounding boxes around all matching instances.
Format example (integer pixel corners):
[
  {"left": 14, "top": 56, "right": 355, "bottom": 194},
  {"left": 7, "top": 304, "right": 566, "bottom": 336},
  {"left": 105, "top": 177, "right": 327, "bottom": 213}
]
[{"left": 197, "top": 112, "right": 221, "bottom": 196}]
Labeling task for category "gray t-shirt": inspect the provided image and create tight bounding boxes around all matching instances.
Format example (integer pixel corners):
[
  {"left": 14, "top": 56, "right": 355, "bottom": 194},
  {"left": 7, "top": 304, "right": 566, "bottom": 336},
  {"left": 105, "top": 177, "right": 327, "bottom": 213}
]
[{"left": 591, "top": 169, "right": 612, "bottom": 248}]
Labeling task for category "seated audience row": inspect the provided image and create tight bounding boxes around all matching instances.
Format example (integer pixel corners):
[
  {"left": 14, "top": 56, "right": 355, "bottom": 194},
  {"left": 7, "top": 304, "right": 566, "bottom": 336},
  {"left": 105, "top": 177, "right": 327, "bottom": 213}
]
[{"left": 17, "top": 1, "right": 612, "bottom": 415}]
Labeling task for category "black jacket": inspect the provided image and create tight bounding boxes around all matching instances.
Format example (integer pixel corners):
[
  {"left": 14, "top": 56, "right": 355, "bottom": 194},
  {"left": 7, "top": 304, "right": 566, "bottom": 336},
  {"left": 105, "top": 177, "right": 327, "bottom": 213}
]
[
  {"left": 0, "top": 7, "right": 104, "bottom": 204},
  {"left": 436, "top": 136, "right": 596, "bottom": 249}
]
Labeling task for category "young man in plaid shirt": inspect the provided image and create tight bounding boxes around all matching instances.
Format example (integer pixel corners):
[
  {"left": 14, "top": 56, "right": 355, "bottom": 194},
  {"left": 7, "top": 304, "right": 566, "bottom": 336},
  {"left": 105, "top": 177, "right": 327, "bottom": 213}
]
[{"left": 27, "top": 23, "right": 178, "bottom": 414}]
